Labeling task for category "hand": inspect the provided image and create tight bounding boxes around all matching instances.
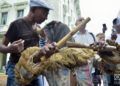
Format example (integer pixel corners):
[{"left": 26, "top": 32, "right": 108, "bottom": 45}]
[
  {"left": 8, "top": 39, "right": 24, "bottom": 53},
  {"left": 41, "top": 42, "right": 58, "bottom": 57},
  {"left": 90, "top": 42, "right": 106, "bottom": 50},
  {"left": 33, "top": 42, "right": 58, "bottom": 63}
]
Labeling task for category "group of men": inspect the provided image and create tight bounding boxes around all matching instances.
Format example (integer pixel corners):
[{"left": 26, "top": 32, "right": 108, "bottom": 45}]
[{"left": 0, "top": 0, "right": 120, "bottom": 86}]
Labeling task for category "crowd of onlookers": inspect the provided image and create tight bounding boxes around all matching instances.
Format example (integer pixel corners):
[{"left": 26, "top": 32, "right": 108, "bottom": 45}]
[{"left": 90, "top": 17, "right": 120, "bottom": 86}]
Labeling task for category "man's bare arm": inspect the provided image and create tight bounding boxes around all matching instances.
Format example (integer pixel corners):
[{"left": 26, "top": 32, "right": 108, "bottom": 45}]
[{"left": 0, "top": 37, "right": 24, "bottom": 53}]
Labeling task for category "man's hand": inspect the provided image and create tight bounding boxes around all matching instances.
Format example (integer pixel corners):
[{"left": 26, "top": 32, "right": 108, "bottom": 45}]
[
  {"left": 8, "top": 39, "right": 24, "bottom": 53},
  {"left": 33, "top": 42, "right": 58, "bottom": 63},
  {"left": 90, "top": 42, "right": 106, "bottom": 51},
  {"left": 41, "top": 42, "right": 58, "bottom": 57}
]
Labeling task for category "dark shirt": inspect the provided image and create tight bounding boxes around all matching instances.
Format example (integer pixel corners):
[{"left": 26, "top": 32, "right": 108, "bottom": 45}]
[{"left": 5, "top": 19, "right": 39, "bottom": 63}]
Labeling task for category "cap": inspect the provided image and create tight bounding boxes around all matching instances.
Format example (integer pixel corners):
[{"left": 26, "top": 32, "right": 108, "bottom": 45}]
[{"left": 30, "top": 0, "right": 53, "bottom": 10}]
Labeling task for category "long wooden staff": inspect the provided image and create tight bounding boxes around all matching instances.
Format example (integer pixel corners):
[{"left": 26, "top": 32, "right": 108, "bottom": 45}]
[
  {"left": 66, "top": 41, "right": 117, "bottom": 51},
  {"left": 32, "top": 17, "right": 91, "bottom": 61},
  {"left": 56, "top": 17, "right": 90, "bottom": 48},
  {"left": 36, "top": 17, "right": 91, "bottom": 48}
]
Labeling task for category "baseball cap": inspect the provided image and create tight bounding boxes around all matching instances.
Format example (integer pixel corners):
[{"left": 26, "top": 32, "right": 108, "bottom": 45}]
[{"left": 30, "top": 0, "right": 53, "bottom": 10}]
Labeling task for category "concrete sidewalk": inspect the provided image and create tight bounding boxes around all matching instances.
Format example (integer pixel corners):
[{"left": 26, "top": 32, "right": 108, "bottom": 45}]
[{"left": 0, "top": 73, "right": 7, "bottom": 86}]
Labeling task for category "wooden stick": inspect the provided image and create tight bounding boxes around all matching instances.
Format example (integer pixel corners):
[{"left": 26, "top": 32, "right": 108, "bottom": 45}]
[
  {"left": 66, "top": 42, "right": 117, "bottom": 51},
  {"left": 66, "top": 41, "right": 90, "bottom": 48},
  {"left": 31, "top": 17, "right": 91, "bottom": 62},
  {"left": 56, "top": 17, "right": 91, "bottom": 48}
]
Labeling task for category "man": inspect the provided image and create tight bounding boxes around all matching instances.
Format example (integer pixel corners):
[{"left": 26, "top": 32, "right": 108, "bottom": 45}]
[
  {"left": 73, "top": 17, "right": 95, "bottom": 45},
  {"left": 105, "top": 17, "right": 120, "bottom": 86},
  {"left": 73, "top": 17, "right": 95, "bottom": 86},
  {"left": 1, "top": 0, "right": 53, "bottom": 86},
  {"left": 43, "top": 21, "right": 71, "bottom": 86},
  {"left": 112, "top": 17, "right": 120, "bottom": 44}
]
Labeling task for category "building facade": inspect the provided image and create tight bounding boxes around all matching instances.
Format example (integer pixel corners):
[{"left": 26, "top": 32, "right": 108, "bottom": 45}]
[
  {"left": 0, "top": 0, "right": 29, "bottom": 72},
  {"left": 0, "top": 0, "right": 81, "bottom": 71},
  {"left": 45, "top": 0, "right": 81, "bottom": 27}
]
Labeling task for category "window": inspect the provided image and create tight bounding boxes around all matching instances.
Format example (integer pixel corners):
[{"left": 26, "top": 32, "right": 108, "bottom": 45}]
[
  {"left": 17, "top": 9, "right": 24, "bottom": 18},
  {"left": 1, "top": 12, "right": 8, "bottom": 25},
  {"left": 63, "top": 4, "right": 67, "bottom": 21}
]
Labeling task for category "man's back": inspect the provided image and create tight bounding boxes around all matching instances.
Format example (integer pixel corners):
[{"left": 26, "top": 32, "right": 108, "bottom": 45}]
[{"left": 44, "top": 21, "right": 71, "bottom": 86}]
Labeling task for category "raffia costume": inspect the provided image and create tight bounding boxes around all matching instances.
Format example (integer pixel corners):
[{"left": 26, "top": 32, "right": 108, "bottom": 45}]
[
  {"left": 99, "top": 40, "right": 120, "bottom": 74},
  {"left": 14, "top": 18, "right": 93, "bottom": 86},
  {"left": 15, "top": 47, "right": 95, "bottom": 85}
]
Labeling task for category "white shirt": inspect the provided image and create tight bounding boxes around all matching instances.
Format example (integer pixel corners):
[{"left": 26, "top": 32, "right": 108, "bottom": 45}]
[{"left": 73, "top": 31, "right": 95, "bottom": 45}]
